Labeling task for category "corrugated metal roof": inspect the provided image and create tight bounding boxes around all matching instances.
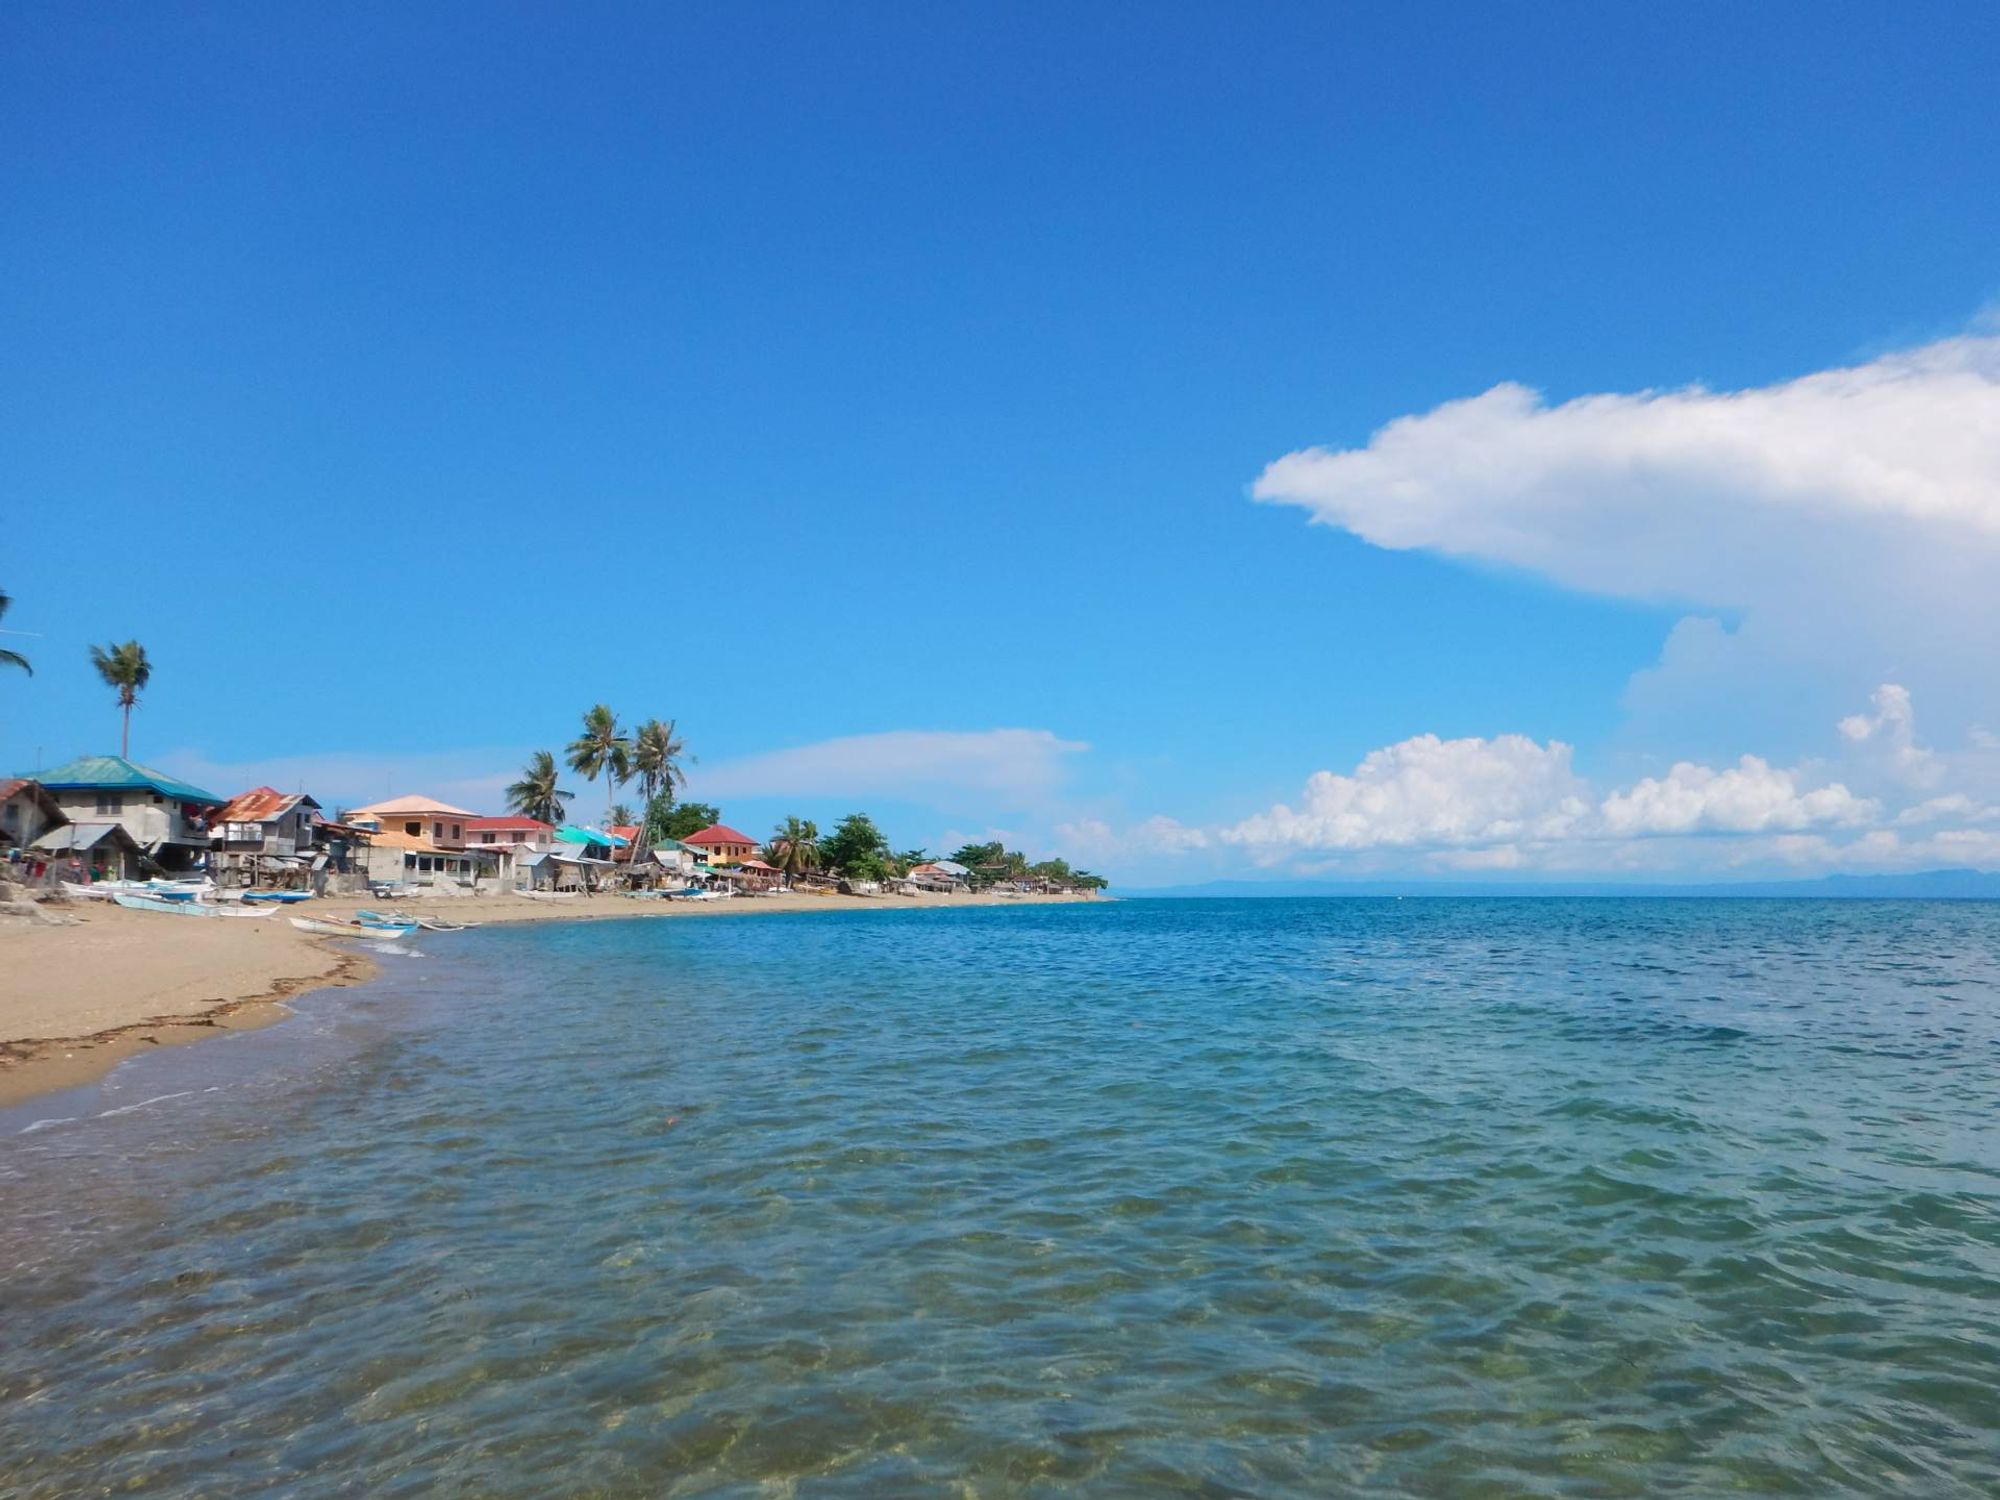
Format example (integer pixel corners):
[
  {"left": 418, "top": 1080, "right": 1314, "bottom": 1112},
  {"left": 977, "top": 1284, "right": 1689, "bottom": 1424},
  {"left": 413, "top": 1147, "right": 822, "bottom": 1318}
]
[
  {"left": 32, "top": 820, "right": 137, "bottom": 853},
  {"left": 213, "top": 786, "right": 317, "bottom": 824},
  {"left": 27, "top": 755, "right": 223, "bottom": 804}
]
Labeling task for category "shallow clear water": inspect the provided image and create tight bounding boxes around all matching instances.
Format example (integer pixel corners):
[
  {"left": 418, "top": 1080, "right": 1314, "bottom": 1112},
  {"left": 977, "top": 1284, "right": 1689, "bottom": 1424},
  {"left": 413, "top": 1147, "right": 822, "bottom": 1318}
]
[{"left": 4, "top": 899, "right": 2000, "bottom": 1496}]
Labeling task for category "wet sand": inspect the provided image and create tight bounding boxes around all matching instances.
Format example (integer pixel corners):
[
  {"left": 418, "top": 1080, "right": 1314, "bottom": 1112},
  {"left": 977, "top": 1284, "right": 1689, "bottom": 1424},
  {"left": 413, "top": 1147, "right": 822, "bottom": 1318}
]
[{"left": 0, "top": 889, "right": 1096, "bottom": 1105}]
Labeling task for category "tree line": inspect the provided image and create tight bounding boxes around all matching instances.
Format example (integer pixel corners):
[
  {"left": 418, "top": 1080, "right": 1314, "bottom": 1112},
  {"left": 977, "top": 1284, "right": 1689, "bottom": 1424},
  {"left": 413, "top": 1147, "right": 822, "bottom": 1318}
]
[{"left": 505, "top": 705, "right": 1108, "bottom": 889}]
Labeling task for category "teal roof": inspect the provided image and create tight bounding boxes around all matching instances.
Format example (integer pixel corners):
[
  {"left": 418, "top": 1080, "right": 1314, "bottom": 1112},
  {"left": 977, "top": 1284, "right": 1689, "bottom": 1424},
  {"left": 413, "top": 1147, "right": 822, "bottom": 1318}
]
[
  {"left": 28, "top": 755, "right": 223, "bottom": 804},
  {"left": 554, "top": 823, "right": 630, "bottom": 848}
]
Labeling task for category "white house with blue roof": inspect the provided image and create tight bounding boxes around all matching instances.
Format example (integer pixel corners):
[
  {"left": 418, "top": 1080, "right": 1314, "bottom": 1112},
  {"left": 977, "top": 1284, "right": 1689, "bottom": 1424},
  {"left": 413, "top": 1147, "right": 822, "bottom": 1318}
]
[{"left": 27, "top": 755, "right": 224, "bottom": 873}]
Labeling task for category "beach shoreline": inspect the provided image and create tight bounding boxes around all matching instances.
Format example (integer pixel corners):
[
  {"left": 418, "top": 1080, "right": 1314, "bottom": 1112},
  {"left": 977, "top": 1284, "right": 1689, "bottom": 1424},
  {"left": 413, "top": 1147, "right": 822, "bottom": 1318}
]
[{"left": 0, "top": 889, "right": 1099, "bottom": 1107}]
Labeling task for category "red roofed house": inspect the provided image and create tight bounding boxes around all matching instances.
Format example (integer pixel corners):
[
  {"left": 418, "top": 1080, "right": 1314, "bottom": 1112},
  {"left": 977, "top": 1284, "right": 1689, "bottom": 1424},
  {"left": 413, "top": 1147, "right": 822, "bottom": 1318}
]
[{"left": 682, "top": 823, "right": 759, "bottom": 866}]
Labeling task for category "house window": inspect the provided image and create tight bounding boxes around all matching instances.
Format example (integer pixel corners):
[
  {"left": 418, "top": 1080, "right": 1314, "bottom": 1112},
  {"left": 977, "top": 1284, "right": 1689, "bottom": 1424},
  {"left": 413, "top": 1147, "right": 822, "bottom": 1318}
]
[
  {"left": 95, "top": 792, "right": 120, "bottom": 815},
  {"left": 405, "top": 822, "right": 421, "bottom": 837},
  {"left": 451, "top": 824, "right": 461, "bottom": 839},
  {"left": 433, "top": 822, "right": 443, "bottom": 840}
]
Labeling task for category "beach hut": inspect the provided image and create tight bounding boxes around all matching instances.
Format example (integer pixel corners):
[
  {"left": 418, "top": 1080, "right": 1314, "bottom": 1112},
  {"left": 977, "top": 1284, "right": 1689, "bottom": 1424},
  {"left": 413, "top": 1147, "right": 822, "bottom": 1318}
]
[{"left": 31, "top": 821, "right": 144, "bottom": 882}]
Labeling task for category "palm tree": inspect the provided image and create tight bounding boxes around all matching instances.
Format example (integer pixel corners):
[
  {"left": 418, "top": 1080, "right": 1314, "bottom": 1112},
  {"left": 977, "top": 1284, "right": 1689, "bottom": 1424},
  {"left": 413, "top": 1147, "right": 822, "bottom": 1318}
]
[
  {"left": 89, "top": 640, "right": 151, "bottom": 757},
  {"left": 0, "top": 590, "right": 31, "bottom": 676},
  {"left": 506, "top": 750, "right": 574, "bottom": 826},
  {"left": 768, "top": 816, "right": 820, "bottom": 881},
  {"left": 565, "top": 704, "right": 632, "bottom": 830},
  {"left": 632, "top": 718, "right": 689, "bottom": 805},
  {"left": 608, "top": 802, "right": 636, "bottom": 828}
]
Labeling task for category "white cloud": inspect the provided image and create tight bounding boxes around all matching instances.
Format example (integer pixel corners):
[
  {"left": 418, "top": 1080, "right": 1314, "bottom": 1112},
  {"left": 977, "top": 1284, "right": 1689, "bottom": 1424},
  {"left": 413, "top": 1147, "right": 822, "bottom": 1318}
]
[
  {"left": 1253, "top": 335, "right": 2000, "bottom": 594},
  {"left": 1055, "top": 814, "right": 1209, "bottom": 865},
  {"left": 1219, "top": 733, "right": 1593, "bottom": 854},
  {"left": 1836, "top": 683, "right": 1942, "bottom": 785},
  {"left": 1597, "top": 756, "right": 1875, "bottom": 835},
  {"left": 695, "top": 728, "right": 1087, "bottom": 810},
  {"left": 1252, "top": 334, "right": 2000, "bottom": 758},
  {"left": 1216, "top": 684, "right": 1982, "bottom": 875}
]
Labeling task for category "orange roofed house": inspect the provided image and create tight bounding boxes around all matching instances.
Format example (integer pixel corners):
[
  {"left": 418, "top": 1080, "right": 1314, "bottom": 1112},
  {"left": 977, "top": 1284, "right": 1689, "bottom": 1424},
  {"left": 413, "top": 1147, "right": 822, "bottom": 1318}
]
[
  {"left": 346, "top": 794, "right": 487, "bottom": 888},
  {"left": 209, "top": 786, "right": 370, "bottom": 892},
  {"left": 681, "top": 823, "right": 759, "bottom": 866}
]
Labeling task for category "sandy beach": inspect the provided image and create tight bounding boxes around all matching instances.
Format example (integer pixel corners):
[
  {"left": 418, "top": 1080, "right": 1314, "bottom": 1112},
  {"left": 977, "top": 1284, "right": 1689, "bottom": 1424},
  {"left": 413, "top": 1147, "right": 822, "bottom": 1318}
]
[{"left": 0, "top": 888, "right": 1097, "bottom": 1106}]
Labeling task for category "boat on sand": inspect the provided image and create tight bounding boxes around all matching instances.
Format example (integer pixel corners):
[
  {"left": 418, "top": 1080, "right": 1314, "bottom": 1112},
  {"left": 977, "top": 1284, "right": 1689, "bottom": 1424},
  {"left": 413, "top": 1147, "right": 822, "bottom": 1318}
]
[{"left": 110, "top": 892, "right": 274, "bottom": 919}]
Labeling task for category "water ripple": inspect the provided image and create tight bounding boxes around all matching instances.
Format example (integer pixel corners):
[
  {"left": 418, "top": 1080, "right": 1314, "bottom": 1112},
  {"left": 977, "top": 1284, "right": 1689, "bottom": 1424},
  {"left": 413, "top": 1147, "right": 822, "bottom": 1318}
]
[{"left": 3, "top": 898, "right": 1999, "bottom": 1495}]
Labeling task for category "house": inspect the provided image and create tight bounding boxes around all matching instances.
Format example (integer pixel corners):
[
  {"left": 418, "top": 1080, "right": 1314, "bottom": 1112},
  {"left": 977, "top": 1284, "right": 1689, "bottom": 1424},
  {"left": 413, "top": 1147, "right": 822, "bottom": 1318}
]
[
  {"left": 31, "top": 821, "right": 145, "bottom": 882},
  {"left": 345, "top": 794, "right": 487, "bottom": 887},
  {"left": 909, "top": 859, "right": 971, "bottom": 893},
  {"left": 682, "top": 823, "right": 759, "bottom": 866},
  {"left": 649, "top": 837, "right": 708, "bottom": 878},
  {"left": 0, "top": 778, "right": 65, "bottom": 854},
  {"left": 465, "top": 816, "right": 557, "bottom": 851},
  {"left": 27, "top": 755, "right": 224, "bottom": 872},
  {"left": 208, "top": 787, "right": 372, "bottom": 892},
  {"left": 211, "top": 787, "right": 321, "bottom": 884}
]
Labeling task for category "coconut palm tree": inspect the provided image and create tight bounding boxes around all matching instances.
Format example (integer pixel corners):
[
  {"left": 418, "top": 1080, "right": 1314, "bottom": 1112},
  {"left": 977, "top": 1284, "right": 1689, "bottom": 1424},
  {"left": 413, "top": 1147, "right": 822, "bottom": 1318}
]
[
  {"left": 565, "top": 704, "right": 632, "bottom": 830},
  {"left": 506, "top": 750, "right": 574, "bottom": 826},
  {"left": 632, "top": 718, "right": 689, "bottom": 806},
  {"left": 89, "top": 639, "right": 151, "bottom": 756},
  {"left": 768, "top": 816, "right": 820, "bottom": 881},
  {"left": 0, "top": 590, "right": 31, "bottom": 676},
  {"left": 607, "top": 802, "right": 636, "bottom": 828}
]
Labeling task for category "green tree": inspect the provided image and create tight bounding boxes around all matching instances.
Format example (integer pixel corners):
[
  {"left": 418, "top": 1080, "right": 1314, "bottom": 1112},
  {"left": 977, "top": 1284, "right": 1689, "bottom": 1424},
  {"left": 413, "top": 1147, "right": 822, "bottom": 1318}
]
[
  {"left": 656, "top": 801, "right": 722, "bottom": 842},
  {"left": 0, "top": 590, "right": 30, "bottom": 676},
  {"left": 89, "top": 639, "right": 151, "bottom": 757},
  {"left": 822, "top": 812, "right": 890, "bottom": 877},
  {"left": 505, "top": 750, "right": 574, "bottom": 826},
  {"left": 608, "top": 802, "right": 636, "bottom": 828},
  {"left": 631, "top": 719, "right": 689, "bottom": 807},
  {"left": 565, "top": 704, "right": 632, "bottom": 829},
  {"left": 767, "top": 816, "right": 821, "bottom": 879}
]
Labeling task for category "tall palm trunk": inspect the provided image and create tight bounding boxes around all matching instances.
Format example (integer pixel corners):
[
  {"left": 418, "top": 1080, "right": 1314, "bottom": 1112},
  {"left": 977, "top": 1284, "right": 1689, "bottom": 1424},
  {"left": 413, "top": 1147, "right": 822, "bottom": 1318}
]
[{"left": 121, "top": 699, "right": 131, "bottom": 757}]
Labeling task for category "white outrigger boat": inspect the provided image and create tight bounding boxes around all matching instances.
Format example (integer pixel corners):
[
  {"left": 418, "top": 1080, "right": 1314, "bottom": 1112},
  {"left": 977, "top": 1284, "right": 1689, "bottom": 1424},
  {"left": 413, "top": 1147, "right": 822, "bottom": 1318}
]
[
  {"left": 356, "top": 909, "right": 478, "bottom": 933},
  {"left": 110, "top": 892, "right": 274, "bottom": 919},
  {"left": 289, "top": 915, "right": 419, "bottom": 941},
  {"left": 515, "top": 889, "right": 581, "bottom": 902},
  {"left": 65, "top": 878, "right": 214, "bottom": 902}
]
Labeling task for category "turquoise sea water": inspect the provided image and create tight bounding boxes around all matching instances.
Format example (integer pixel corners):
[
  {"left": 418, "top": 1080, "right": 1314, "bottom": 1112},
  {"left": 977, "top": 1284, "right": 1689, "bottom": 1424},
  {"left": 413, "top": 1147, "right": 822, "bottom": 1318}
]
[{"left": 3, "top": 899, "right": 1999, "bottom": 1496}]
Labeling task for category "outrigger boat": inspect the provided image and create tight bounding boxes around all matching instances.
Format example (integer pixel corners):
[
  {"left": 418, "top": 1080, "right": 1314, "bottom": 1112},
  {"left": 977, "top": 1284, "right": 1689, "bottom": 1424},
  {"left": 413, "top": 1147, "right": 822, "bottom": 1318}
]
[
  {"left": 515, "top": 889, "right": 580, "bottom": 902},
  {"left": 110, "top": 892, "right": 274, "bottom": 919},
  {"left": 289, "top": 915, "right": 418, "bottom": 941},
  {"left": 356, "top": 910, "right": 478, "bottom": 933},
  {"left": 64, "top": 878, "right": 213, "bottom": 902},
  {"left": 241, "top": 890, "right": 313, "bottom": 904}
]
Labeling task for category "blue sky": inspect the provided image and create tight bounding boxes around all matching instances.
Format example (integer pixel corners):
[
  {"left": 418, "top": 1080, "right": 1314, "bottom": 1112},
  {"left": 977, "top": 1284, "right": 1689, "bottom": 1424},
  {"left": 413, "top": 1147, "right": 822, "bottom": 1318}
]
[{"left": 6, "top": 3, "right": 2000, "bottom": 883}]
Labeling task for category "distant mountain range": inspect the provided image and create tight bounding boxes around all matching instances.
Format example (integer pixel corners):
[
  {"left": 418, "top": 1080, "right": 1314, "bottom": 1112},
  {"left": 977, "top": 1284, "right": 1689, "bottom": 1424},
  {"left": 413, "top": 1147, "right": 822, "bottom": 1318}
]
[{"left": 1124, "top": 868, "right": 2000, "bottom": 900}]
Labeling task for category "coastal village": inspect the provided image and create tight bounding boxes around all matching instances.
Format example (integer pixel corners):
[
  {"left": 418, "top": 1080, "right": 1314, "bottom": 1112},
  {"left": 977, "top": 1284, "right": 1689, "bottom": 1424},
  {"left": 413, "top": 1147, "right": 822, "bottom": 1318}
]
[
  {"left": 0, "top": 636, "right": 1107, "bottom": 1102},
  {"left": 4, "top": 755, "right": 1102, "bottom": 903},
  {"left": 0, "top": 632, "right": 1109, "bottom": 915}
]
